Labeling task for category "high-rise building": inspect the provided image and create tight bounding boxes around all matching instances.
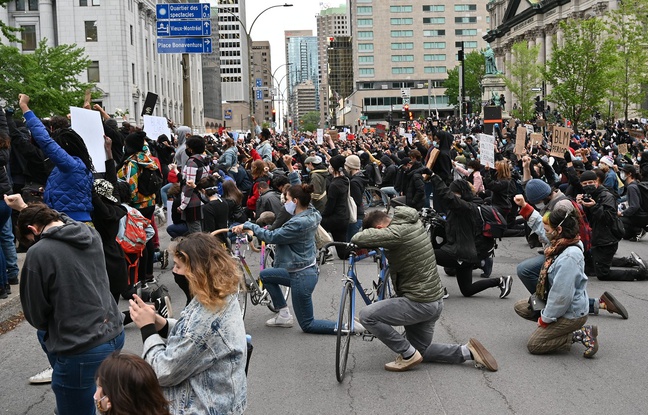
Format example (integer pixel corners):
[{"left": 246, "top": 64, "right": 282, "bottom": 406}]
[
  {"left": 295, "top": 80, "right": 317, "bottom": 123},
  {"left": 344, "top": 0, "right": 490, "bottom": 127},
  {"left": 203, "top": 7, "right": 222, "bottom": 133},
  {"left": 0, "top": 0, "right": 205, "bottom": 129},
  {"left": 251, "top": 41, "right": 273, "bottom": 124},
  {"left": 285, "top": 30, "right": 319, "bottom": 127},
  {"left": 326, "top": 37, "right": 354, "bottom": 128},
  {"left": 316, "top": 4, "right": 350, "bottom": 127}
]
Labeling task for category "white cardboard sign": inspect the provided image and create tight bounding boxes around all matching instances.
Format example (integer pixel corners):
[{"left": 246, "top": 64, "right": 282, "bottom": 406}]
[
  {"left": 478, "top": 133, "right": 495, "bottom": 166},
  {"left": 143, "top": 115, "right": 172, "bottom": 143},
  {"left": 70, "top": 106, "right": 107, "bottom": 173}
]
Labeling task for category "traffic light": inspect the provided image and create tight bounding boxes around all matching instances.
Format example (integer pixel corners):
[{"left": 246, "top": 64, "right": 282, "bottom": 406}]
[
  {"left": 403, "top": 104, "right": 409, "bottom": 112},
  {"left": 409, "top": 112, "right": 413, "bottom": 120},
  {"left": 272, "top": 109, "right": 276, "bottom": 122},
  {"left": 288, "top": 119, "right": 292, "bottom": 127}
]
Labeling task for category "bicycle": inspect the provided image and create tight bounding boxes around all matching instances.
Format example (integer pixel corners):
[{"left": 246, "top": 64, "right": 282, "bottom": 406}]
[
  {"left": 320, "top": 242, "right": 395, "bottom": 382},
  {"left": 212, "top": 228, "right": 290, "bottom": 318}
]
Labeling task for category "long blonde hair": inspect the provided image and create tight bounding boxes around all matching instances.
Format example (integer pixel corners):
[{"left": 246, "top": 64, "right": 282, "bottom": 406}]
[{"left": 171, "top": 233, "right": 242, "bottom": 310}]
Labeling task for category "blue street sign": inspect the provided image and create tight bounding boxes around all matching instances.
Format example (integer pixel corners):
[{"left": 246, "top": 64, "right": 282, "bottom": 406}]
[
  {"left": 157, "top": 37, "right": 212, "bottom": 54},
  {"left": 156, "top": 3, "right": 210, "bottom": 21},
  {"left": 255, "top": 78, "right": 262, "bottom": 87},
  {"left": 224, "top": 109, "right": 232, "bottom": 120},
  {"left": 256, "top": 90, "right": 263, "bottom": 101},
  {"left": 157, "top": 20, "right": 211, "bottom": 37}
]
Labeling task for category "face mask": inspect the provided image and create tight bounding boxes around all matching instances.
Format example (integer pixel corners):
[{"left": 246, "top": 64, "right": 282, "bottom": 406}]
[
  {"left": 546, "top": 229, "right": 559, "bottom": 242},
  {"left": 573, "top": 156, "right": 582, "bottom": 161},
  {"left": 638, "top": 157, "right": 642, "bottom": 162},
  {"left": 255, "top": 138, "right": 260, "bottom": 144},
  {"left": 467, "top": 168, "right": 474, "bottom": 174},
  {"left": 185, "top": 148, "right": 193, "bottom": 157},
  {"left": 95, "top": 396, "right": 108, "bottom": 413},
  {"left": 620, "top": 172, "right": 627, "bottom": 181},
  {"left": 306, "top": 167, "right": 311, "bottom": 173},
  {"left": 433, "top": 142, "right": 439, "bottom": 148},
  {"left": 284, "top": 200, "right": 297, "bottom": 215},
  {"left": 280, "top": 193, "right": 286, "bottom": 204},
  {"left": 535, "top": 201, "right": 546, "bottom": 211},
  {"left": 582, "top": 185, "right": 597, "bottom": 194},
  {"left": 502, "top": 140, "right": 507, "bottom": 145}
]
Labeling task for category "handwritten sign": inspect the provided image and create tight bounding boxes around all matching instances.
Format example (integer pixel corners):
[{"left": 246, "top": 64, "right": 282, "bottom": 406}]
[
  {"left": 530, "top": 133, "right": 543, "bottom": 147},
  {"left": 143, "top": 115, "right": 171, "bottom": 143},
  {"left": 70, "top": 106, "right": 107, "bottom": 173},
  {"left": 478, "top": 133, "right": 495, "bottom": 166},
  {"left": 550, "top": 126, "right": 571, "bottom": 158},
  {"left": 404, "top": 133, "right": 413, "bottom": 145},
  {"left": 316, "top": 129, "right": 323, "bottom": 145},
  {"left": 339, "top": 132, "right": 347, "bottom": 141},
  {"left": 618, "top": 143, "right": 628, "bottom": 155},
  {"left": 629, "top": 130, "right": 644, "bottom": 140},
  {"left": 329, "top": 130, "right": 339, "bottom": 141},
  {"left": 515, "top": 126, "right": 527, "bottom": 156}
]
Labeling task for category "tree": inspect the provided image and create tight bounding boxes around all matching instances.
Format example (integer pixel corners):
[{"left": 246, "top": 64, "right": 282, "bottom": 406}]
[
  {"left": 606, "top": 0, "right": 648, "bottom": 124},
  {"left": 300, "top": 111, "right": 320, "bottom": 132},
  {"left": 444, "top": 50, "right": 485, "bottom": 114},
  {"left": 0, "top": 0, "right": 21, "bottom": 44},
  {"left": 0, "top": 39, "right": 94, "bottom": 116},
  {"left": 543, "top": 18, "right": 617, "bottom": 131},
  {"left": 502, "top": 41, "right": 542, "bottom": 122}
]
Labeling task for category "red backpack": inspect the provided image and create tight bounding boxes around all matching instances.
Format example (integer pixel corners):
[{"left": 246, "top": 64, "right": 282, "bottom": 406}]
[{"left": 117, "top": 208, "right": 151, "bottom": 283}]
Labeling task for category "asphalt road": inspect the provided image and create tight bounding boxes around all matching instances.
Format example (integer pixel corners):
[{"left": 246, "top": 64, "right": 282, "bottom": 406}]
[{"left": 1, "top": 230, "right": 648, "bottom": 415}]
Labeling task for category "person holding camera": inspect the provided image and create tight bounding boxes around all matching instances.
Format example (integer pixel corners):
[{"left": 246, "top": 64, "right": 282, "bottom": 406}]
[{"left": 513, "top": 200, "right": 598, "bottom": 358}]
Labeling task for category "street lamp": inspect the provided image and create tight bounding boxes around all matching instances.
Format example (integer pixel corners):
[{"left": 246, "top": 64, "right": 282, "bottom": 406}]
[{"left": 225, "top": 3, "right": 293, "bottom": 138}]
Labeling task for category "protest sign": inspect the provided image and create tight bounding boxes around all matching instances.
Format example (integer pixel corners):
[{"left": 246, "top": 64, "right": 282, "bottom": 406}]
[
  {"left": 70, "top": 106, "right": 106, "bottom": 173},
  {"left": 376, "top": 124, "right": 386, "bottom": 138},
  {"left": 550, "top": 126, "right": 571, "bottom": 158},
  {"left": 618, "top": 143, "right": 628, "bottom": 155},
  {"left": 316, "top": 129, "right": 324, "bottom": 145},
  {"left": 404, "top": 133, "right": 413, "bottom": 145},
  {"left": 143, "top": 115, "right": 171, "bottom": 142},
  {"left": 629, "top": 130, "right": 644, "bottom": 140},
  {"left": 339, "top": 132, "right": 347, "bottom": 141},
  {"left": 530, "top": 133, "right": 543, "bottom": 148},
  {"left": 515, "top": 126, "right": 527, "bottom": 156},
  {"left": 329, "top": 130, "right": 339, "bottom": 141},
  {"left": 478, "top": 134, "right": 495, "bottom": 166},
  {"left": 525, "top": 124, "right": 534, "bottom": 136}
]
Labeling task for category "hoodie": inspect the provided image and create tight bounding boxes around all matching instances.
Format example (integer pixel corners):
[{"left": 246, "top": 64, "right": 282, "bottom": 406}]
[
  {"left": 380, "top": 155, "right": 398, "bottom": 187},
  {"left": 174, "top": 125, "right": 191, "bottom": 168},
  {"left": 20, "top": 216, "right": 123, "bottom": 355}
]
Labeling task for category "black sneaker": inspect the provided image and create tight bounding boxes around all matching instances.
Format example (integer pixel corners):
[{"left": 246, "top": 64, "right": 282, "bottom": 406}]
[
  {"left": 5, "top": 284, "right": 10, "bottom": 295},
  {"left": 7, "top": 277, "right": 18, "bottom": 285},
  {"left": 0, "top": 286, "right": 7, "bottom": 299},
  {"left": 155, "top": 295, "right": 173, "bottom": 319},
  {"left": 442, "top": 287, "right": 450, "bottom": 299},
  {"left": 499, "top": 276, "right": 512, "bottom": 299},
  {"left": 160, "top": 249, "right": 169, "bottom": 269}
]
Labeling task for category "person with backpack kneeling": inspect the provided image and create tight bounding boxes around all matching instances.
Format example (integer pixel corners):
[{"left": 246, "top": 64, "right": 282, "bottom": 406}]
[{"left": 618, "top": 164, "right": 648, "bottom": 241}]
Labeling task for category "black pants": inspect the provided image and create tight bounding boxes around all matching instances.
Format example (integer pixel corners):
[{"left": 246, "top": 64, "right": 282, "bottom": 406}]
[
  {"left": 590, "top": 243, "right": 643, "bottom": 281},
  {"left": 322, "top": 218, "right": 348, "bottom": 259},
  {"left": 621, "top": 215, "right": 648, "bottom": 239},
  {"left": 434, "top": 249, "right": 499, "bottom": 297}
]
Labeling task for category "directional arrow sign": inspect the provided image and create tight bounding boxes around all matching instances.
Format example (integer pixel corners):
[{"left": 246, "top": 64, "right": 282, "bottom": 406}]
[
  {"left": 157, "top": 20, "right": 211, "bottom": 37},
  {"left": 157, "top": 37, "right": 213, "bottom": 54},
  {"left": 156, "top": 3, "right": 210, "bottom": 21}
]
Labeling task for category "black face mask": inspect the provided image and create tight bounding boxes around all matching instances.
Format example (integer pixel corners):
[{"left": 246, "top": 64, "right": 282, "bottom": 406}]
[
  {"left": 185, "top": 148, "right": 193, "bottom": 157},
  {"left": 582, "top": 185, "right": 597, "bottom": 195}
]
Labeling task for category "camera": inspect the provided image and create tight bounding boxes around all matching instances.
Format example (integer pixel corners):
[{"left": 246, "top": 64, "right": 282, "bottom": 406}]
[{"left": 582, "top": 194, "right": 592, "bottom": 203}]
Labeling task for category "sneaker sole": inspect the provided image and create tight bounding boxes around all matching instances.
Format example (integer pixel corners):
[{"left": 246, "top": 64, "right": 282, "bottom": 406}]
[
  {"left": 602, "top": 291, "right": 628, "bottom": 319},
  {"left": 468, "top": 338, "right": 498, "bottom": 371},
  {"left": 500, "top": 277, "right": 512, "bottom": 299},
  {"left": 28, "top": 378, "right": 52, "bottom": 384},
  {"left": 265, "top": 322, "right": 294, "bottom": 328},
  {"left": 584, "top": 325, "right": 599, "bottom": 358},
  {"left": 161, "top": 295, "right": 173, "bottom": 319}
]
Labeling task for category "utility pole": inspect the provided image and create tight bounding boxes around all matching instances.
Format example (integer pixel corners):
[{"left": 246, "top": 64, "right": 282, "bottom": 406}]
[
  {"left": 182, "top": 53, "right": 192, "bottom": 129},
  {"left": 459, "top": 41, "right": 466, "bottom": 131}
]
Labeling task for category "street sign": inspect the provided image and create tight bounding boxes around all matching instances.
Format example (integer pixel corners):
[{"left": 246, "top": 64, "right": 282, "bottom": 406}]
[
  {"left": 256, "top": 90, "right": 263, "bottom": 101},
  {"left": 157, "top": 20, "right": 211, "bottom": 37},
  {"left": 360, "top": 115, "right": 368, "bottom": 120},
  {"left": 401, "top": 88, "right": 411, "bottom": 98},
  {"left": 156, "top": 3, "right": 211, "bottom": 21},
  {"left": 224, "top": 109, "right": 232, "bottom": 120},
  {"left": 256, "top": 78, "right": 262, "bottom": 87},
  {"left": 157, "top": 37, "right": 212, "bottom": 54}
]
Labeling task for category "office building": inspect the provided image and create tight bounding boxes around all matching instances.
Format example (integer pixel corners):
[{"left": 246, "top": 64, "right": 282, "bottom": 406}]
[
  {"left": 343, "top": 0, "right": 490, "bottom": 127},
  {"left": 285, "top": 30, "right": 319, "bottom": 127},
  {"left": 251, "top": 40, "right": 273, "bottom": 124},
  {"left": 0, "top": 0, "right": 205, "bottom": 129},
  {"left": 316, "top": 4, "right": 350, "bottom": 127},
  {"left": 203, "top": 6, "right": 222, "bottom": 133},
  {"left": 294, "top": 79, "right": 317, "bottom": 124}
]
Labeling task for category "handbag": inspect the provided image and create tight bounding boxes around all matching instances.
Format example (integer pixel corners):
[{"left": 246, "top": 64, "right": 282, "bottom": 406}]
[
  {"left": 314, "top": 224, "right": 333, "bottom": 250},
  {"left": 528, "top": 293, "right": 546, "bottom": 312},
  {"left": 347, "top": 178, "right": 357, "bottom": 224}
]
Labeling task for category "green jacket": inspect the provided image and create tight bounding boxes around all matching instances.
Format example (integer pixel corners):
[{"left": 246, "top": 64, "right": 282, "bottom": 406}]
[
  {"left": 351, "top": 206, "right": 443, "bottom": 303},
  {"left": 309, "top": 169, "right": 329, "bottom": 212}
]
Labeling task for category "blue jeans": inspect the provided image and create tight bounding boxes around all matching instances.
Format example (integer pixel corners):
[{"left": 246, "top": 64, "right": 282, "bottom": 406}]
[
  {"left": 346, "top": 219, "right": 363, "bottom": 242},
  {"left": 160, "top": 182, "right": 173, "bottom": 206},
  {"left": 517, "top": 254, "right": 596, "bottom": 314},
  {"left": 380, "top": 186, "right": 398, "bottom": 206},
  {"left": 167, "top": 223, "right": 189, "bottom": 238},
  {"left": 38, "top": 329, "right": 125, "bottom": 415},
  {"left": 0, "top": 215, "right": 18, "bottom": 280},
  {"left": 260, "top": 266, "right": 336, "bottom": 334},
  {"left": 0, "top": 201, "right": 12, "bottom": 285}
]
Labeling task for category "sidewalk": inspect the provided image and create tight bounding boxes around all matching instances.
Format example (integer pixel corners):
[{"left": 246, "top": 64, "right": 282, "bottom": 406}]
[{"left": 0, "top": 250, "right": 25, "bottom": 327}]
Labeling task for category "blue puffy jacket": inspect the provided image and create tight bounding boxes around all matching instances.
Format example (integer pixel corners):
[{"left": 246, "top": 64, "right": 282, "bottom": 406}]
[{"left": 24, "top": 111, "right": 93, "bottom": 221}]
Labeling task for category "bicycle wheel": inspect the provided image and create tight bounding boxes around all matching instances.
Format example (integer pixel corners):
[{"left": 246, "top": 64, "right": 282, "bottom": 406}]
[
  {"left": 237, "top": 265, "right": 249, "bottom": 319},
  {"left": 263, "top": 245, "right": 291, "bottom": 312},
  {"left": 377, "top": 269, "right": 395, "bottom": 300},
  {"left": 336, "top": 281, "right": 353, "bottom": 383}
]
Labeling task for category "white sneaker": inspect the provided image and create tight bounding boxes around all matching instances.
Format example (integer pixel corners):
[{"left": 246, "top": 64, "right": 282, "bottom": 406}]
[
  {"left": 353, "top": 318, "right": 366, "bottom": 334},
  {"left": 442, "top": 287, "right": 450, "bottom": 299},
  {"left": 266, "top": 314, "right": 294, "bottom": 328},
  {"left": 29, "top": 367, "right": 53, "bottom": 384}
]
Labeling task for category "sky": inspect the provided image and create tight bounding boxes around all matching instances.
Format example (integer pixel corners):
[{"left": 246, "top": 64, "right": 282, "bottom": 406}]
[{"left": 208, "top": 0, "right": 324, "bottom": 92}]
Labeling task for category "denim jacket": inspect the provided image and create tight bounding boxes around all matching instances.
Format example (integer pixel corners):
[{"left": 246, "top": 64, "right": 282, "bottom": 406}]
[
  {"left": 244, "top": 207, "right": 321, "bottom": 270},
  {"left": 540, "top": 243, "right": 589, "bottom": 324},
  {"left": 218, "top": 147, "right": 239, "bottom": 171},
  {"left": 142, "top": 295, "right": 247, "bottom": 415}
]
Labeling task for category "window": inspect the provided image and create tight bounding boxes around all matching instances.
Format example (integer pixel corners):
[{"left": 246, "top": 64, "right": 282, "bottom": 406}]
[
  {"left": 79, "top": 0, "right": 88, "bottom": 5},
  {"left": 358, "top": 31, "right": 373, "bottom": 39},
  {"left": 85, "top": 21, "right": 97, "bottom": 41},
  {"left": 359, "top": 68, "right": 375, "bottom": 76},
  {"left": 87, "top": 61, "right": 100, "bottom": 82},
  {"left": 390, "top": 6, "right": 413, "bottom": 12},
  {"left": 391, "top": 55, "right": 414, "bottom": 62},
  {"left": 455, "top": 4, "right": 477, "bottom": 11},
  {"left": 424, "top": 66, "right": 446, "bottom": 73},
  {"left": 391, "top": 30, "right": 413, "bottom": 37},
  {"left": 456, "top": 41, "right": 478, "bottom": 48},
  {"left": 422, "top": 5, "right": 445, "bottom": 11},
  {"left": 357, "top": 19, "right": 373, "bottom": 27},
  {"left": 455, "top": 29, "right": 477, "bottom": 36},
  {"left": 391, "top": 42, "right": 414, "bottom": 50},
  {"left": 424, "top": 54, "right": 446, "bottom": 61},
  {"left": 358, "top": 43, "right": 374, "bottom": 52},
  {"left": 390, "top": 18, "right": 413, "bottom": 24},
  {"left": 423, "top": 17, "right": 445, "bottom": 24},
  {"left": 21, "top": 25, "right": 37, "bottom": 50},
  {"left": 357, "top": 6, "right": 372, "bottom": 14},
  {"left": 131, "top": 63, "right": 135, "bottom": 84},
  {"left": 358, "top": 56, "right": 374, "bottom": 64},
  {"left": 423, "top": 30, "right": 445, "bottom": 36},
  {"left": 145, "top": 37, "right": 148, "bottom": 57},
  {"left": 392, "top": 67, "right": 414, "bottom": 74},
  {"left": 359, "top": 82, "right": 374, "bottom": 89},
  {"left": 16, "top": 0, "right": 38, "bottom": 10},
  {"left": 455, "top": 17, "right": 477, "bottom": 23},
  {"left": 424, "top": 42, "right": 446, "bottom": 49},
  {"left": 130, "top": 25, "right": 133, "bottom": 45},
  {"left": 92, "top": 0, "right": 100, "bottom": 4}
]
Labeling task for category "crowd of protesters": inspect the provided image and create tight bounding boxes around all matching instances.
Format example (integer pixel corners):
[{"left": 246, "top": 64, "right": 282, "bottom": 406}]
[{"left": 3, "top": 92, "right": 648, "bottom": 413}]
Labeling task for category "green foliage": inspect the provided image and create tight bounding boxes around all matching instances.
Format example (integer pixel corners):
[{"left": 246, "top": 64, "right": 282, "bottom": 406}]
[
  {"left": 502, "top": 41, "right": 542, "bottom": 122},
  {"left": 0, "top": 39, "right": 94, "bottom": 116},
  {"left": 301, "top": 111, "right": 320, "bottom": 132},
  {"left": 0, "top": 0, "right": 21, "bottom": 44},
  {"left": 444, "top": 50, "right": 485, "bottom": 112},
  {"left": 543, "top": 18, "right": 617, "bottom": 131},
  {"left": 606, "top": 0, "right": 648, "bottom": 123}
]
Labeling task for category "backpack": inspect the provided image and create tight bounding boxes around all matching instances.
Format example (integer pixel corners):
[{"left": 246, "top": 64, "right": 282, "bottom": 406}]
[
  {"left": 637, "top": 182, "right": 648, "bottom": 212},
  {"left": 569, "top": 199, "right": 592, "bottom": 252},
  {"left": 370, "top": 162, "right": 382, "bottom": 186},
  {"left": 117, "top": 207, "right": 151, "bottom": 286},
  {"left": 478, "top": 205, "right": 507, "bottom": 240},
  {"left": 138, "top": 167, "right": 164, "bottom": 196}
]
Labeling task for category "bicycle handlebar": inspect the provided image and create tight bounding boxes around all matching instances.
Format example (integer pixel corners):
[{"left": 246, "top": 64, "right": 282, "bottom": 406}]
[{"left": 320, "top": 242, "right": 357, "bottom": 252}]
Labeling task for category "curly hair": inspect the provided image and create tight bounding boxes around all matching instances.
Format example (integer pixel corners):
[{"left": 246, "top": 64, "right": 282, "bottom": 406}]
[
  {"left": 95, "top": 352, "right": 170, "bottom": 415},
  {"left": 52, "top": 128, "right": 95, "bottom": 172},
  {"left": 251, "top": 159, "right": 267, "bottom": 179},
  {"left": 171, "top": 233, "right": 242, "bottom": 310}
]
